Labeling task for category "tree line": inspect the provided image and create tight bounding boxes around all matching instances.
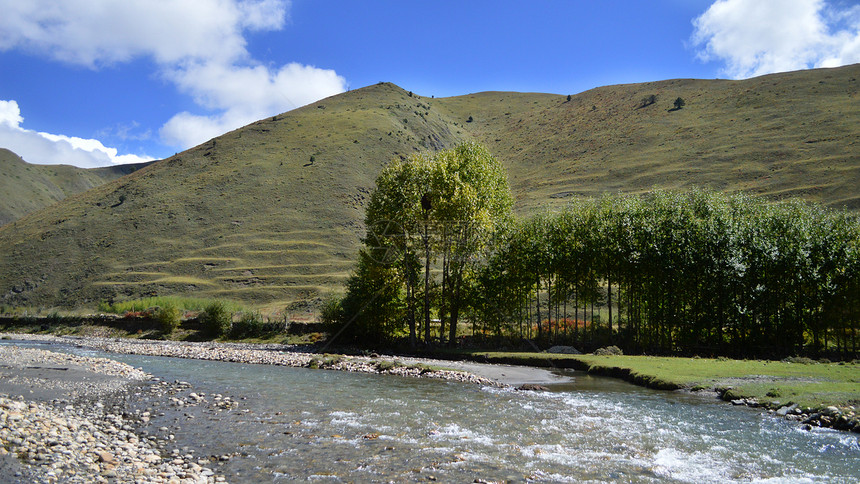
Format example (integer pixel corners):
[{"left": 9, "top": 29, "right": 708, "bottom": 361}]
[{"left": 325, "top": 143, "right": 859, "bottom": 359}]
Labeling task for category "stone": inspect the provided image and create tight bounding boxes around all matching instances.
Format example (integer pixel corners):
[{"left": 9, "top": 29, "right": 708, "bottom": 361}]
[
  {"left": 516, "top": 384, "right": 550, "bottom": 392},
  {"left": 547, "top": 346, "right": 581, "bottom": 354},
  {"left": 96, "top": 451, "right": 117, "bottom": 465},
  {"left": 776, "top": 405, "right": 797, "bottom": 416}
]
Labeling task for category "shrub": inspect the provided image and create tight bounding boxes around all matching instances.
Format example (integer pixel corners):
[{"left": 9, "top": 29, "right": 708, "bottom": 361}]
[
  {"left": 782, "top": 356, "right": 816, "bottom": 365},
  {"left": 593, "top": 345, "right": 623, "bottom": 356},
  {"left": 156, "top": 305, "right": 181, "bottom": 334},
  {"left": 640, "top": 94, "right": 657, "bottom": 107},
  {"left": 230, "top": 311, "right": 265, "bottom": 338},
  {"left": 201, "top": 301, "right": 232, "bottom": 337},
  {"left": 319, "top": 295, "right": 343, "bottom": 331},
  {"left": 672, "top": 97, "right": 685, "bottom": 110}
]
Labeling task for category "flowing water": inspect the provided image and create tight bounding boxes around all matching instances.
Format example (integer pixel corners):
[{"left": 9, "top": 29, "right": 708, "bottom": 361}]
[{"left": 5, "top": 340, "right": 859, "bottom": 483}]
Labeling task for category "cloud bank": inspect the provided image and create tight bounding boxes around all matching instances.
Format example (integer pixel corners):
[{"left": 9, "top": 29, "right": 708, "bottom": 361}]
[
  {"left": 0, "top": 100, "right": 153, "bottom": 168},
  {"left": 0, "top": 0, "right": 346, "bottom": 161},
  {"left": 693, "top": 0, "right": 860, "bottom": 79}
]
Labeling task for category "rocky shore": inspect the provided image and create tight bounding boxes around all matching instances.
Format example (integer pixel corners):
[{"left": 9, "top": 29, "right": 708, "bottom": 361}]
[
  {"left": 1, "top": 333, "right": 501, "bottom": 386},
  {"left": 0, "top": 345, "right": 230, "bottom": 483}
]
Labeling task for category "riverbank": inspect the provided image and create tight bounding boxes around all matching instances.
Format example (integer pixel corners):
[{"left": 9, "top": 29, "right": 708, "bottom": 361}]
[{"left": 0, "top": 344, "right": 230, "bottom": 483}]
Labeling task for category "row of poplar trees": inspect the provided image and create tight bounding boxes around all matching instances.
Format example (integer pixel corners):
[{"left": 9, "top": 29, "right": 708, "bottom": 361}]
[{"left": 326, "top": 143, "right": 859, "bottom": 358}]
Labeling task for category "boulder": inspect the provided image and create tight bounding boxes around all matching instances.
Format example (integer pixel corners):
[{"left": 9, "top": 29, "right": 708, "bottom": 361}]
[{"left": 776, "top": 404, "right": 797, "bottom": 416}]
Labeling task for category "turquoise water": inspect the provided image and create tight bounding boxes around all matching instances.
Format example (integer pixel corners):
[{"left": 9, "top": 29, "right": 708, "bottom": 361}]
[{"left": 5, "top": 340, "right": 860, "bottom": 482}]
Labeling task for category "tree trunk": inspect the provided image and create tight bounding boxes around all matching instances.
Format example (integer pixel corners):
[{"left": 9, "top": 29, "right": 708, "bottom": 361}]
[
  {"left": 535, "top": 275, "right": 542, "bottom": 341},
  {"left": 448, "top": 269, "right": 462, "bottom": 347},
  {"left": 423, "top": 221, "right": 431, "bottom": 345},
  {"left": 607, "top": 271, "right": 613, "bottom": 343}
]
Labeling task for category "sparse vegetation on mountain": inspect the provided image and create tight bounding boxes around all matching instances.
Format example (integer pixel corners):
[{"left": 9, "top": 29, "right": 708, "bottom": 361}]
[{"left": 640, "top": 94, "right": 657, "bottom": 107}]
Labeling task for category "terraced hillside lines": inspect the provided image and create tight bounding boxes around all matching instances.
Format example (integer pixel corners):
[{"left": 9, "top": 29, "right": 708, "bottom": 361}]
[
  {"left": 93, "top": 231, "right": 352, "bottom": 313},
  {"left": 0, "top": 149, "right": 152, "bottom": 226}
]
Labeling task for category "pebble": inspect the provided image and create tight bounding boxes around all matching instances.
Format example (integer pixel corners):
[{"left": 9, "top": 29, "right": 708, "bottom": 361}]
[{"left": 0, "top": 344, "right": 229, "bottom": 483}]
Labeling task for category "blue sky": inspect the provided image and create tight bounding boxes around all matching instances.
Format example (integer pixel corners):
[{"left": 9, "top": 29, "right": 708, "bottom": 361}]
[{"left": 1, "top": 0, "right": 858, "bottom": 168}]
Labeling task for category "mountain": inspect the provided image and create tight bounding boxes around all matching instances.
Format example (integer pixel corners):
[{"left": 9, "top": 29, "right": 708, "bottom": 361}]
[
  {"left": 0, "top": 65, "right": 857, "bottom": 312},
  {"left": 0, "top": 149, "right": 152, "bottom": 226}
]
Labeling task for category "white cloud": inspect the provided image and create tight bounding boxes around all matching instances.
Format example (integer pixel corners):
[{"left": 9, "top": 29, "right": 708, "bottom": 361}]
[
  {"left": 160, "top": 61, "right": 346, "bottom": 148},
  {"left": 693, "top": 0, "right": 860, "bottom": 79},
  {"left": 0, "top": 100, "right": 153, "bottom": 168},
  {"left": 0, "top": 0, "right": 283, "bottom": 67},
  {"left": 0, "top": 0, "right": 347, "bottom": 155}
]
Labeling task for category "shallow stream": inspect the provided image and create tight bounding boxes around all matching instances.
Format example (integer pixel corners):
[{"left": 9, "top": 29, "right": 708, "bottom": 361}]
[{"left": 6, "top": 340, "right": 860, "bottom": 482}]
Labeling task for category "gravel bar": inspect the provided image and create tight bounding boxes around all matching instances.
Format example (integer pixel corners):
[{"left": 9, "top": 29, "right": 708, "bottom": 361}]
[{"left": 0, "top": 344, "right": 232, "bottom": 483}]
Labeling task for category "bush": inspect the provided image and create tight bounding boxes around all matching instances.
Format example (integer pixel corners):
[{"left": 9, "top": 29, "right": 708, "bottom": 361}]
[
  {"left": 156, "top": 305, "right": 181, "bottom": 334},
  {"left": 230, "top": 311, "right": 265, "bottom": 338},
  {"left": 782, "top": 356, "right": 817, "bottom": 365},
  {"left": 640, "top": 94, "right": 657, "bottom": 107},
  {"left": 593, "top": 345, "right": 623, "bottom": 356},
  {"left": 201, "top": 301, "right": 232, "bottom": 337},
  {"left": 319, "top": 295, "right": 343, "bottom": 331}
]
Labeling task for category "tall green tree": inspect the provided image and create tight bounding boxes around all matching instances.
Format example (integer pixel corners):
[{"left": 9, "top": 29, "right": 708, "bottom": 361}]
[{"left": 339, "top": 143, "right": 513, "bottom": 346}]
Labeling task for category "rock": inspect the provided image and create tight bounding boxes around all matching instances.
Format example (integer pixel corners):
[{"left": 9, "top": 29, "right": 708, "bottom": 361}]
[
  {"left": 96, "top": 450, "right": 117, "bottom": 465},
  {"left": 516, "top": 384, "right": 550, "bottom": 392},
  {"left": 776, "top": 404, "right": 797, "bottom": 416},
  {"left": 547, "top": 346, "right": 581, "bottom": 354}
]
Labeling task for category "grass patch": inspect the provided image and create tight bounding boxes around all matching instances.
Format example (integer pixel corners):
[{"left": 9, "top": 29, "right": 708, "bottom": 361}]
[
  {"left": 455, "top": 351, "right": 860, "bottom": 410},
  {"left": 98, "top": 296, "right": 247, "bottom": 315}
]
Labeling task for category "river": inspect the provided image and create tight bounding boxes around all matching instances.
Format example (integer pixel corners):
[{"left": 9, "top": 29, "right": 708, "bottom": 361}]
[{"left": 6, "top": 340, "right": 860, "bottom": 482}]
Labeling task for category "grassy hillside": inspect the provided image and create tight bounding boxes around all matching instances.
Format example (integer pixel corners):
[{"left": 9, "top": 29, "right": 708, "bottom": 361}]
[
  {"left": 0, "top": 83, "right": 470, "bottom": 313},
  {"left": 0, "top": 65, "right": 857, "bottom": 313},
  {"left": 435, "top": 65, "right": 860, "bottom": 212},
  {"left": 0, "top": 149, "right": 151, "bottom": 226}
]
